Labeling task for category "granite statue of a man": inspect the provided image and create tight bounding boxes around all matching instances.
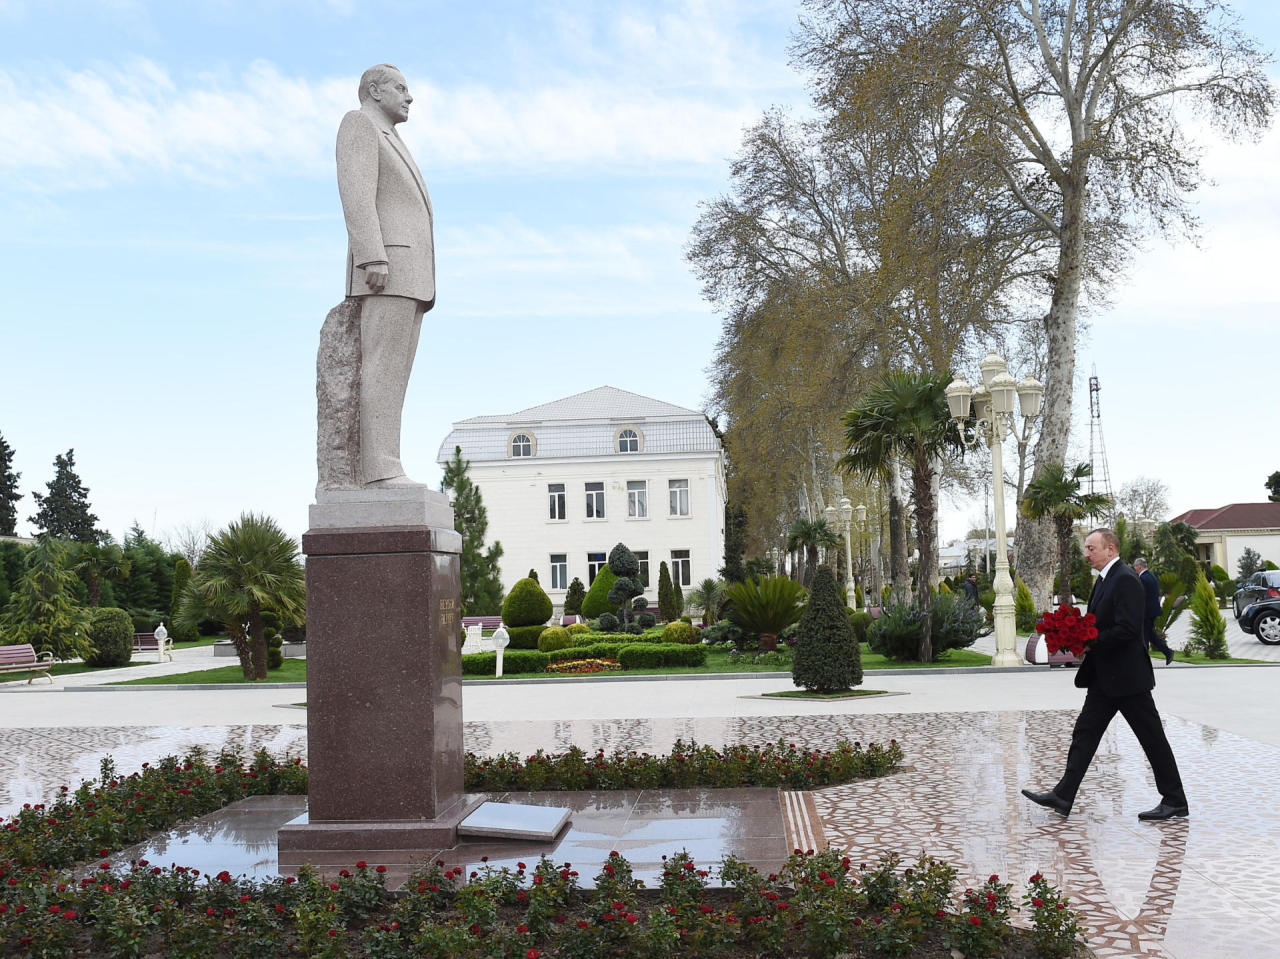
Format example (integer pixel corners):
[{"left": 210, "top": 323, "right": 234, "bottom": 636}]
[{"left": 322, "top": 62, "right": 434, "bottom": 490}]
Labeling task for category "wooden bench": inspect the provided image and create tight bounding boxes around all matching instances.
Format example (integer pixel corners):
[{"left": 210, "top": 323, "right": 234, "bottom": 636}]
[
  {"left": 461, "top": 615, "right": 503, "bottom": 631},
  {"left": 0, "top": 643, "right": 55, "bottom": 684},
  {"left": 132, "top": 631, "right": 173, "bottom": 662}
]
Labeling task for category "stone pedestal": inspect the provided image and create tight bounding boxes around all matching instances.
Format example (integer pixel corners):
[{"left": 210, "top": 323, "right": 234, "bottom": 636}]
[{"left": 278, "top": 523, "right": 468, "bottom": 858}]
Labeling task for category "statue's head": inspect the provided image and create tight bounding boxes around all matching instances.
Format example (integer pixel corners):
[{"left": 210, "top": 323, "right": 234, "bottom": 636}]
[{"left": 358, "top": 63, "right": 411, "bottom": 125}]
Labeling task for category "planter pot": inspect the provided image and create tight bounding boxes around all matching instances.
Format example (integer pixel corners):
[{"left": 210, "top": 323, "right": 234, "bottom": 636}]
[{"left": 759, "top": 632, "right": 779, "bottom": 653}]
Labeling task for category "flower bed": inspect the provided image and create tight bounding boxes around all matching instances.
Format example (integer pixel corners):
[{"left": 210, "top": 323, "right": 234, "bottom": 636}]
[
  {"left": 0, "top": 848, "right": 1085, "bottom": 957},
  {"left": 544, "top": 658, "right": 622, "bottom": 675}
]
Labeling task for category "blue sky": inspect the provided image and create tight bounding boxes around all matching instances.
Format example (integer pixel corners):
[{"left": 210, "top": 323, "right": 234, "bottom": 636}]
[{"left": 2, "top": 0, "right": 1278, "bottom": 549}]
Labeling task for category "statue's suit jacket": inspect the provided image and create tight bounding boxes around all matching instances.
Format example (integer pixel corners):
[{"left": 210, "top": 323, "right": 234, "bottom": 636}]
[
  {"left": 335, "top": 108, "right": 435, "bottom": 308},
  {"left": 1075, "top": 561, "right": 1155, "bottom": 697}
]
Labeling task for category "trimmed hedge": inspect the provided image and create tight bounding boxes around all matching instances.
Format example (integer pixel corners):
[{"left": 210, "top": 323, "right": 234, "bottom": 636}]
[
  {"left": 83, "top": 607, "right": 134, "bottom": 668},
  {"left": 566, "top": 621, "right": 591, "bottom": 636},
  {"left": 537, "top": 626, "right": 572, "bottom": 652},
  {"left": 581, "top": 567, "right": 618, "bottom": 618},
  {"left": 504, "top": 624, "right": 547, "bottom": 649},
  {"left": 618, "top": 643, "right": 708, "bottom": 669},
  {"left": 661, "top": 621, "right": 700, "bottom": 644},
  {"left": 461, "top": 649, "right": 550, "bottom": 675},
  {"left": 501, "top": 576, "right": 553, "bottom": 627},
  {"left": 548, "top": 642, "right": 624, "bottom": 662}
]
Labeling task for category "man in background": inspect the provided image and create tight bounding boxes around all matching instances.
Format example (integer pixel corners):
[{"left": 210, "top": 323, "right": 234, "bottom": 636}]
[{"left": 1134, "top": 557, "right": 1175, "bottom": 665}]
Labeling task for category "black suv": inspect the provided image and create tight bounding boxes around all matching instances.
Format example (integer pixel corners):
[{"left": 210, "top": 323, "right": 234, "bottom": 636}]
[{"left": 1233, "top": 570, "right": 1280, "bottom": 619}]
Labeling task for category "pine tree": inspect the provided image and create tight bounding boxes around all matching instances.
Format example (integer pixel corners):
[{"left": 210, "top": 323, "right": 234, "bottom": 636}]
[
  {"left": 791, "top": 565, "right": 862, "bottom": 692},
  {"left": 0, "top": 539, "right": 92, "bottom": 660},
  {"left": 29, "top": 449, "right": 100, "bottom": 543},
  {"left": 563, "top": 577, "right": 586, "bottom": 615},
  {"left": 657, "top": 561, "right": 677, "bottom": 622},
  {"left": 673, "top": 579, "right": 684, "bottom": 618},
  {"left": 441, "top": 446, "right": 504, "bottom": 616},
  {"left": 0, "top": 432, "right": 20, "bottom": 537}
]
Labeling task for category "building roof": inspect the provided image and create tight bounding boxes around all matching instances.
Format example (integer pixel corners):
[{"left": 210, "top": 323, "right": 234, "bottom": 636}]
[
  {"left": 454, "top": 386, "right": 703, "bottom": 425},
  {"left": 437, "top": 386, "right": 721, "bottom": 464},
  {"left": 1169, "top": 503, "right": 1280, "bottom": 531}
]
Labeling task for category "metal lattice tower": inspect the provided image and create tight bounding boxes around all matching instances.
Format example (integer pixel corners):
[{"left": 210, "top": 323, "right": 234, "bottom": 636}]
[{"left": 1087, "top": 367, "right": 1116, "bottom": 522}]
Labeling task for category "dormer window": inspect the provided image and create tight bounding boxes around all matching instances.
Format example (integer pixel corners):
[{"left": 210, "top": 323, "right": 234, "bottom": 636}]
[
  {"left": 616, "top": 427, "right": 641, "bottom": 453},
  {"left": 510, "top": 432, "right": 534, "bottom": 457}
]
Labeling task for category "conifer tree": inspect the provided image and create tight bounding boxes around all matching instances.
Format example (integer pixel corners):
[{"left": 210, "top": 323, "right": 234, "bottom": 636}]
[
  {"left": 720, "top": 503, "right": 748, "bottom": 583},
  {"left": 0, "top": 432, "right": 20, "bottom": 537},
  {"left": 0, "top": 539, "right": 92, "bottom": 660},
  {"left": 791, "top": 565, "right": 861, "bottom": 693},
  {"left": 29, "top": 449, "right": 100, "bottom": 543},
  {"left": 441, "top": 446, "right": 504, "bottom": 616},
  {"left": 563, "top": 577, "right": 586, "bottom": 616},
  {"left": 657, "top": 561, "right": 677, "bottom": 622}
]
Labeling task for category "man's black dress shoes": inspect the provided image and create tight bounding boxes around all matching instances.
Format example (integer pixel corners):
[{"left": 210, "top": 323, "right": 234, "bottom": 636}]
[
  {"left": 1020, "top": 788, "right": 1071, "bottom": 816},
  {"left": 1164, "top": 651, "right": 1175, "bottom": 665},
  {"left": 1138, "top": 802, "right": 1189, "bottom": 821}
]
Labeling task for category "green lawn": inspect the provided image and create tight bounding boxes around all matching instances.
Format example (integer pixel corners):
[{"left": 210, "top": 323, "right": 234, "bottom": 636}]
[
  {"left": 763, "top": 688, "right": 891, "bottom": 700},
  {"left": 173, "top": 636, "right": 223, "bottom": 650},
  {"left": 112, "top": 659, "right": 308, "bottom": 685},
  {"left": 1151, "top": 649, "right": 1269, "bottom": 665}
]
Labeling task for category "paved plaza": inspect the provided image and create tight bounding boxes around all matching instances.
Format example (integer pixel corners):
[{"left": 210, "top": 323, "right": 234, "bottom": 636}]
[{"left": 2, "top": 619, "right": 1278, "bottom": 957}]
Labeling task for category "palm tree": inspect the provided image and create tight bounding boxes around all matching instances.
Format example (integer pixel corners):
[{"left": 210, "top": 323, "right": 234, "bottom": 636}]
[
  {"left": 686, "top": 577, "right": 727, "bottom": 626},
  {"left": 786, "top": 518, "right": 840, "bottom": 587},
  {"left": 1020, "top": 462, "right": 1112, "bottom": 604},
  {"left": 725, "top": 575, "right": 807, "bottom": 652},
  {"left": 177, "top": 513, "right": 304, "bottom": 680},
  {"left": 839, "top": 371, "right": 962, "bottom": 661},
  {"left": 72, "top": 540, "right": 131, "bottom": 607}
]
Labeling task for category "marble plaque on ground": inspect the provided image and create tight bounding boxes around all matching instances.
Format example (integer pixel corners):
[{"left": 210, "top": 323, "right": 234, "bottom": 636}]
[{"left": 458, "top": 802, "right": 571, "bottom": 841}]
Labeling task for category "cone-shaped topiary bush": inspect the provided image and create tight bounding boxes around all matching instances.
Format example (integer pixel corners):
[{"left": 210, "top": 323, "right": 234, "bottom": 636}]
[
  {"left": 581, "top": 566, "right": 618, "bottom": 619},
  {"left": 563, "top": 577, "right": 586, "bottom": 615},
  {"left": 501, "top": 576, "right": 552, "bottom": 627},
  {"left": 792, "top": 566, "right": 862, "bottom": 692}
]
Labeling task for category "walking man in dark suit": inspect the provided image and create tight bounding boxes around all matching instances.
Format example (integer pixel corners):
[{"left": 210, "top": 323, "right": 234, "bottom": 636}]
[
  {"left": 1134, "top": 557, "right": 1175, "bottom": 665},
  {"left": 1021, "top": 528, "right": 1188, "bottom": 821}
]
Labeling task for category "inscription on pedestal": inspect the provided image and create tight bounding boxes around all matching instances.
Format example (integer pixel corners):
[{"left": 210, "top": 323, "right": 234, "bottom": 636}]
[{"left": 439, "top": 597, "right": 457, "bottom": 635}]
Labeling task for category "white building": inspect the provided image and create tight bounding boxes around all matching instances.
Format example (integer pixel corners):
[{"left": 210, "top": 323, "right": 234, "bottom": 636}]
[
  {"left": 1169, "top": 503, "right": 1280, "bottom": 572},
  {"left": 436, "top": 386, "right": 726, "bottom": 611}
]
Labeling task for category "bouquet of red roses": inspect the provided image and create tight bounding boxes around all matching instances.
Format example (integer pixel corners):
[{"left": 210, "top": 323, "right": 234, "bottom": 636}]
[{"left": 1034, "top": 605, "right": 1098, "bottom": 657}]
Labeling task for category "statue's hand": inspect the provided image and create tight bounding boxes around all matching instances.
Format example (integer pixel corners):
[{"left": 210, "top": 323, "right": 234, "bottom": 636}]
[{"left": 364, "top": 263, "right": 389, "bottom": 293}]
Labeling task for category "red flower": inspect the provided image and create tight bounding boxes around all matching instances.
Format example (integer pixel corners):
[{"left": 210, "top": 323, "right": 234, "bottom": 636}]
[
  {"left": 969, "top": 916, "right": 982, "bottom": 926},
  {"left": 526, "top": 951, "right": 540, "bottom": 959}
]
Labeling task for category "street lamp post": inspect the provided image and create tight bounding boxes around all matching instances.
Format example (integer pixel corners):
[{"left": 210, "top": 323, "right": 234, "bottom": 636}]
[
  {"left": 946, "top": 354, "right": 1043, "bottom": 667},
  {"left": 824, "top": 498, "right": 859, "bottom": 607}
]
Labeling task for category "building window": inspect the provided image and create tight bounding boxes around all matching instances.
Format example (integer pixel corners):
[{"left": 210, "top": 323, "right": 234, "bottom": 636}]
[
  {"left": 550, "top": 554, "right": 567, "bottom": 590},
  {"left": 587, "top": 552, "right": 607, "bottom": 585},
  {"left": 669, "top": 479, "right": 689, "bottom": 516},
  {"left": 627, "top": 480, "right": 648, "bottom": 518},
  {"left": 616, "top": 427, "right": 641, "bottom": 453},
  {"left": 671, "top": 549, "right": 691, "bottom": 587},
  {"left": 510, "top": 432, "right": 533, "bottom": 457},
  {"left": 548, "top": 483, "right": 565, "bottom": 521},
  {"left": 585, "top": 482, "right": 605, "bottom": 518},
  {"left": 636, "top": 550, "right": 650, "bottom": 588}
]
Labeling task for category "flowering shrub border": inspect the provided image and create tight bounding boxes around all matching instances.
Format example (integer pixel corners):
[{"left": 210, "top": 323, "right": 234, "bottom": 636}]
[
  {"left": 0, "top": 847, "right": 1086, "bottom": 958},
  {"left": 544, "top": 658, "right": 622, "bottom": 675}
]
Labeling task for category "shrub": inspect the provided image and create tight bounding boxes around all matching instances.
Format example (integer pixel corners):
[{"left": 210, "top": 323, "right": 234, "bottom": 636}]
[
  {"left": 632, "top": 596, "right": 649, "bottom": 611},
  {"left": 1186, "top": 569, "right": 1229, "bottom": 659},
  {"left": 83, "top": 607, "right": 134, "bottom": 668},
  {"left": 1014, "top": 576, "right": 1037, "bottom": 632},
  {"left": 501, "top": 577, "right": 552, "bottom": 627},
  {"left": 792, "top": 567, "right": 861, "bottom": 692},
  {"left": 725, "top": 575, "right": 807, "bottom": 641},
  {"left": 930, "top": 590, "right": 984, "bottom": 655},
  {"left": 581, "top": 567, "right": 618, "bottom": 618},
  {"left": 657, "top": 561, "right": 677, "bottom": 622},
  {"left": 849, "top": 610, "right": 874, "bottom": 644},
  {"left": 637, "top": 611, "right": 656, "bottom": 629},
  {"left": 661, "top": 621, "right": 700, "bottom": 645},
  {"left": 504, "top": 624, "right": 546, "bottom": 649},
  {"left": 537, "top": 626, "right": 572, "bottom": 652},
  {"left": 869, "top": 603, "right": 925, "bottom": 660},
  {"left": 598, "top": 612, "right": 619, "bottom": 632},
  {"left": 618, "top": 643, "right": 708, "bottom": 669},
  {"left": 548, "top": 642, "right": 624, "bottom": 662},
  {"left": 702, "top": 619, "right": 747, "bottom": 650},
  {"left": 460, "top": 649, "right": 550, "bottom": 675},
  {"left": 127, "top": 606, "right": 165, "bottom": 634},
  {"left": 566, "top": 621, "right": 591, "bottom": 636},
  {"left": 563, "top": 576, "right": 586, "bottom": 615},
  {"left": 268, "top": 648, "right": 284, "bottom": 670}
]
